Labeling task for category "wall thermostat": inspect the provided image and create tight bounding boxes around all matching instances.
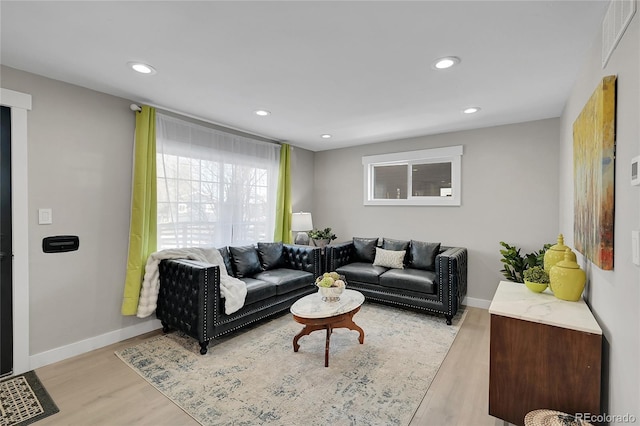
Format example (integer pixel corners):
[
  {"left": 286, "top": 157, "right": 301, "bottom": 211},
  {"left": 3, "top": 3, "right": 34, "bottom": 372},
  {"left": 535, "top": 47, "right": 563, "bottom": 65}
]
[{"left": 632, "top": 155, "right": 640, "bottom": 186}]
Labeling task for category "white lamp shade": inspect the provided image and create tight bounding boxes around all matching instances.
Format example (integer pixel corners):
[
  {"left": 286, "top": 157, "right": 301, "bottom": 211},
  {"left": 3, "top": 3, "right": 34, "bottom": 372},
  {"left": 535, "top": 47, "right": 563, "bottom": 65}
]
[{"left": 291, "top": 212, "right": 313, "bottom": 232}]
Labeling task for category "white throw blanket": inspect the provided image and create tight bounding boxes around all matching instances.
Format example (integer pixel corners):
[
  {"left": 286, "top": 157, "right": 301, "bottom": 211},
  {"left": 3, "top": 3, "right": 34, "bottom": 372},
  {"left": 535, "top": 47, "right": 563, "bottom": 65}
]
[{"left": 136, "top": 247, "right": 247, "bottom": 318}]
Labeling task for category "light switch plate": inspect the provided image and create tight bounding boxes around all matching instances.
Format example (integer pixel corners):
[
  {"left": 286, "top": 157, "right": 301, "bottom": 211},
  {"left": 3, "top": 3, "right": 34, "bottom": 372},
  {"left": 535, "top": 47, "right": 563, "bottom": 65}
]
[
  {"left": 632, "top": 155, "right": 640, "bottom": 186},
  {"left": 38, "top": 208, "right": 52, "bottom": 225},
  {"left": 632, "top": 230, "right": 640, "bottom": 266}
]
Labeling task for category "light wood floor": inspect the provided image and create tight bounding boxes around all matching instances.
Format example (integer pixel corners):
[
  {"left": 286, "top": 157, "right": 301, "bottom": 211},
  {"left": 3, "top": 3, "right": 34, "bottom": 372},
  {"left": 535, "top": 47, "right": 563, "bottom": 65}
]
[{"left": 34, "top": 307, "right": 502, "bottom": 426}]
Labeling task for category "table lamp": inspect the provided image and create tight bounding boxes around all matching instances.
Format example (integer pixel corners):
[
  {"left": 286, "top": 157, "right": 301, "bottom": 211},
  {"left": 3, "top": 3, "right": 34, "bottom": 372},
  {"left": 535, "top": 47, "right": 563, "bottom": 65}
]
[{"left": 291, "top": 212, "right": 313, "bottom": 245}]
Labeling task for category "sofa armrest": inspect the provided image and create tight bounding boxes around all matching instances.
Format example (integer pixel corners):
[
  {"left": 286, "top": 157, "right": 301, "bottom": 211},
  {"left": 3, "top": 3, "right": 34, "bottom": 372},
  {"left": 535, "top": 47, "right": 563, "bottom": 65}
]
[
  {"left": 282, "top": 244, "right": 322, "bottom": 278},
  {"left": 325, "top": 241, "right": 355, "bottom": 271},
  {"left": 157, "top": 259, "right": 220, "bottom": 342},
  {"left": 435, "top": 247, "right": 468, "bottom": 318}
]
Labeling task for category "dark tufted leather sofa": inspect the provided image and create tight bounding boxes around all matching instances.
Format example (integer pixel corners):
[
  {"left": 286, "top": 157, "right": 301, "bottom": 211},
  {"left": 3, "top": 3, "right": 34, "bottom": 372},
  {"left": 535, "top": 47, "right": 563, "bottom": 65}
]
[
  {"left": 156, "top": 243, "right": 321, "bottom": 354},
  {"left": 325, "top": 238, "right": 467, "bottom": 324}
]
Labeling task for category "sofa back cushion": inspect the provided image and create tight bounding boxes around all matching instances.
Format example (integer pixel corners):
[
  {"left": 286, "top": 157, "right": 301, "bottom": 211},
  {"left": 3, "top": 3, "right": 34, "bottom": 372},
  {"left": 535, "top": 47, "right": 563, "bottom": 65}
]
[
  {"left": 353, "top": 237, "right": 379, "bottom": 263},
  {"left": 229, "top": 245, "right": 262, "bottom": 277},
  {"left": 409, "top": 240, "right": 441, "bottom": 272},
  {"left": 218, "top": 247, "right": 235, "bottom": 276},
  {"left": 257, "top": 242, "right": 284, "bottom": 270}
]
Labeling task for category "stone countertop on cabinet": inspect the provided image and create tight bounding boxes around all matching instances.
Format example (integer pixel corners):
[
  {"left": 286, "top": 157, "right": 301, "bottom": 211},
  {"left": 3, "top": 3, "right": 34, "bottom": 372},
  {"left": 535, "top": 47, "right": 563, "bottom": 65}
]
[{"left": 489, "top": 280, "right": 602, "bottom": 335}]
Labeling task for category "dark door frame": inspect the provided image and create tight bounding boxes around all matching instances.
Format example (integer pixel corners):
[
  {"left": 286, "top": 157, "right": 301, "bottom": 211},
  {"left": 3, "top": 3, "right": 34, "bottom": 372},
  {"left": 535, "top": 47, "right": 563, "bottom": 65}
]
[
  {"left": 0, "top": 88, "right": 31, "bottom": 375},
  {"left": 0, "top": 105, "right": 12, "bottom": 377}
]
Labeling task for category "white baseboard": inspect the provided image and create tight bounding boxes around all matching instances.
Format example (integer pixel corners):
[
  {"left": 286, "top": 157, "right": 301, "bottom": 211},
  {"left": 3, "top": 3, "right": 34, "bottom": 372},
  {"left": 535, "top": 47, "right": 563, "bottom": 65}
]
[
  {"left": 462, "top": 296, "right": 491, "bottom": 310},
  {"left": 27, "top": 298, "right": 491, "bottom": 370},
  {"left": 29, "top": 319, "right": 162, "bottom": 370}
]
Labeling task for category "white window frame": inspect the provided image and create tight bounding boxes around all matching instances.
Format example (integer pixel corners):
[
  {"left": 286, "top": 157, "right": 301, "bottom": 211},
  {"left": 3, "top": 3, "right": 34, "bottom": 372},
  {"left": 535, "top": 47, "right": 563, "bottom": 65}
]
[
  {"left": 362, "top": 145, "right": 463, "bottom": 206},
  {"left": 155, "top": 113, "right": 279, "bottom": 249}
]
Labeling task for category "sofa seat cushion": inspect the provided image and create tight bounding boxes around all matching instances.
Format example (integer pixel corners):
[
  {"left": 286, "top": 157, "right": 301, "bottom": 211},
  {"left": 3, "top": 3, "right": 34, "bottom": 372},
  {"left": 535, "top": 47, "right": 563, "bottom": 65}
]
[
  {"left": 379, "top": 268, "right": 437, "bottom": 295},
  {"left": 336, "top": 262, "right": 388, "bottom": 285},
  {"left": 254, "top": 269, "right": 313, "bottom": 295},
  {"left": 241, "top": 278, "right": 277, "bottom": 305}
]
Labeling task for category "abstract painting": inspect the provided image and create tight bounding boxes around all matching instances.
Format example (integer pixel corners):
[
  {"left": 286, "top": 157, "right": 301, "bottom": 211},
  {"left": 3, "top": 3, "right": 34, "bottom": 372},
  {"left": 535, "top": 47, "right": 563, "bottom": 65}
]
[{"left": 573, "top": 75, "right": 616, "bottom": 270}]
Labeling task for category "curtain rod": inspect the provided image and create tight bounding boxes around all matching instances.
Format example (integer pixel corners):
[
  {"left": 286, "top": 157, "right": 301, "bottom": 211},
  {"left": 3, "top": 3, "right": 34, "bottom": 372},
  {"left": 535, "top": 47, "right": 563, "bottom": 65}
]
[{"left": 129, "top": 102, "right": 282, "bottom": 146}]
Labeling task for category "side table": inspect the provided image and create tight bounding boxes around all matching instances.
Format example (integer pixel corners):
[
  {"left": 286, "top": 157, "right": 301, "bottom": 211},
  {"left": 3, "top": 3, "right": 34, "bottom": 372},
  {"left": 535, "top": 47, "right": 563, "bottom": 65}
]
[
  {"left": 488, "top": 281, "right": 602, "bottom": 426},
  {"left": 290, "top": 289, "right": 365, "bottom": 367}
]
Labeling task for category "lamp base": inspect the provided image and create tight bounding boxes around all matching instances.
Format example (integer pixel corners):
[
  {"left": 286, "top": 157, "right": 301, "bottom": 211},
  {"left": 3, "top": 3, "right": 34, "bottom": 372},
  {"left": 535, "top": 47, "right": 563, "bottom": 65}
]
[{"left": 294, "top": 232, "right": 310, "bottom": 245}]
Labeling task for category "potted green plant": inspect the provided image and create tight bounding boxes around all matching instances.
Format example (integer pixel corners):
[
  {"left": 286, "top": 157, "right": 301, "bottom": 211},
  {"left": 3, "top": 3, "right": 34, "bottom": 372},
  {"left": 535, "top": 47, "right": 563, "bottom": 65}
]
[
  {"left": 308, "top": 227, "right": 337, "bottom": 248},
  {"left": 499, "top": 241, "right": 551, "bottom": 283},
  {"left": 523, "top": 266, "right": 550, "bottom": 293}
]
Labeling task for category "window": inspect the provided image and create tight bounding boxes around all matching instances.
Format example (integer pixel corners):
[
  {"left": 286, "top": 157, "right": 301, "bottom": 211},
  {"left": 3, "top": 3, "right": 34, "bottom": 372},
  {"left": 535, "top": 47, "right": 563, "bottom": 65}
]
[
  {"left": 156, "top": 113, "right": 280, "bottom": 249},
  {"left": 362, "top": 145, "right": 463, "bottom": 206}
]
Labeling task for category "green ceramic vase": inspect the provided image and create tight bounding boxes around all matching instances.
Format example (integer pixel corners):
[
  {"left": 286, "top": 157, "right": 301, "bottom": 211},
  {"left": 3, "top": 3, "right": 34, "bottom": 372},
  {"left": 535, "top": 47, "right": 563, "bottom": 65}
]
[
  {"left": 544, "top": 234, "right": 568, "bottom": 273},
  {"left": 549, "top": 249, "right": 586, "bottom": 302}
]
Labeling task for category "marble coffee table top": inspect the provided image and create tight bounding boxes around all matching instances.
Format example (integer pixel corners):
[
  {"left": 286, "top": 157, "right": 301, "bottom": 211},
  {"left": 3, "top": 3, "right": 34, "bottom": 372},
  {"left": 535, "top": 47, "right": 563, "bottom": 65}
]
[{"left": 291, "top": 289, "right": 365, "bottom": 319}]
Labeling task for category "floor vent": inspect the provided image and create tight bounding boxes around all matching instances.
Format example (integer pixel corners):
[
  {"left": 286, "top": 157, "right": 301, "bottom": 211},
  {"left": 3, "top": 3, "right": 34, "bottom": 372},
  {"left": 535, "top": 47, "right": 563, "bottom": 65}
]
[{"left": 602, "top": 0, "right": 636, "bottom": 68}]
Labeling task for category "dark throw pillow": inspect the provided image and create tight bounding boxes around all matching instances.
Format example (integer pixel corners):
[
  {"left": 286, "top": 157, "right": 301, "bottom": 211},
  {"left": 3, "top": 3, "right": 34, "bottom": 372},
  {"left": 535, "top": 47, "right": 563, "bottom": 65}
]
[
  {"left": 229, "top": 245, "right": 262, "bottom": 278},
  {"left": 353, "top": 237, "right": 379, "bottom": 263},
  {"left": 218, "top": 246, "right": 235, "bottom": 276},
  {"left": 382, "top": 238, "right": 410, "bottom": 263},
  {"left": 409, "top": 240, "right": 441, "bottom": 272},
  {"left": 381, "top": 238, "right": 410, "bottom": 252},
  {"left": 257, "top": 242, "right": 284, "bottom": 270}
]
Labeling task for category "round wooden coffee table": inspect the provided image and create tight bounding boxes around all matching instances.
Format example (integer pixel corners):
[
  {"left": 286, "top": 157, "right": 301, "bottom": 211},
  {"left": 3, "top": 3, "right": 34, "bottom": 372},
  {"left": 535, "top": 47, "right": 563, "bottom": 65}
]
[{"left": 290, "top": 289, "right": 365, "bottom": 367}]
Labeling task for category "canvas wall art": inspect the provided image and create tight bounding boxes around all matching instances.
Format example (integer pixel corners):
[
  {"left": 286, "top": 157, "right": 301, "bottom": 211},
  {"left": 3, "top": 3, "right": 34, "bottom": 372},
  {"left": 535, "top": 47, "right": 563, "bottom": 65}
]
[{"left": 573, "top": 75, "right": 616, "bottom": 270}]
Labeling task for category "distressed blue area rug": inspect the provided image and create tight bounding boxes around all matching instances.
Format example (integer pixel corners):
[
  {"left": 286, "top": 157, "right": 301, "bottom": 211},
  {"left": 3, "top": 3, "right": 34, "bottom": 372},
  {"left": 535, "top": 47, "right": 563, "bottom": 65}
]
[{"left": 116, "top": 303, "right": 465, "bottom": 426}]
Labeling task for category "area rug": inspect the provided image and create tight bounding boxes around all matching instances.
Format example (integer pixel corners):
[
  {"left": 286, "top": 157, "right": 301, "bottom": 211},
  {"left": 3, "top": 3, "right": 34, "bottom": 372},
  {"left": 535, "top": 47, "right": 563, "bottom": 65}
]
[
  {"left": 0, "top": 371, "right": 59, "bottom": 426},
  {"left": 116, "top": 303, "right": 466, "bottom": 426}
]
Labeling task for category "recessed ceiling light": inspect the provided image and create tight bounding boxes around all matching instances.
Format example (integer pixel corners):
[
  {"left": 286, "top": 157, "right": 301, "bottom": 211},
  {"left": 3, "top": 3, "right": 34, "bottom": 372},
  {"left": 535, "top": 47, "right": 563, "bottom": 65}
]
[
  {"left": 433, "top": 56, "right": 460, "bottom": 70},
  {"left": 321, "top": 134, "right": 332, "bottom": 139},
  {"left": 254, "top": 110, "right": 271, "bottom": 116},
  {"left": 128, "top": 62, "right": 156, "bottom": 75},
  {"left": 463, "top": 107, "right": 481, "bottom": 114}
]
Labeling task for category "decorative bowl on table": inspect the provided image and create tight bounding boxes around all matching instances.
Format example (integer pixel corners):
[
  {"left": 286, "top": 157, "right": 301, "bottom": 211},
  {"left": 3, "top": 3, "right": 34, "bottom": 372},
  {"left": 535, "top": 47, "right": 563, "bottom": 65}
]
[
  {"left": 524, "top": 280, "right": 548, "bottom": 293},
  {"left": 315, "top": 271, "right": 347, "bottom": 302},
  {"left": 523, "top": 266, "right": 549, "bottom": 293}
]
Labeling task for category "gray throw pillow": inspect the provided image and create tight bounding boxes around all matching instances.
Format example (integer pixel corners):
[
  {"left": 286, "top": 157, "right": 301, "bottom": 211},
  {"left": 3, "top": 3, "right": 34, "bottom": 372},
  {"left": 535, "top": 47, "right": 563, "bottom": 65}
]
[
  {"left": 373, "top": 247, "right": 406, "bottom": 269},
  {"left": 257, "top": 242, "right": 284, "bottom": 270},
  {"left": 229, "top": 245, "right": 262, "bottom": 278},
  {"left": 353, "top": 237, "right": 379, "bottom": 263},
  {"left": 409, "top": 240, "right": 441, "bottom": 272}
]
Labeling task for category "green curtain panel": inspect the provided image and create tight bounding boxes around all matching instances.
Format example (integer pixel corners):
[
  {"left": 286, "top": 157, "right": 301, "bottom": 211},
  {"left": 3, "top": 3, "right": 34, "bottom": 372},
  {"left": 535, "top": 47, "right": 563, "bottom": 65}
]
[
  {"left": 121, "top": 106, "right": 157, "bottom": 315},
  {"left": 274, "top": 143, "right": 292, "bottom": 243}
]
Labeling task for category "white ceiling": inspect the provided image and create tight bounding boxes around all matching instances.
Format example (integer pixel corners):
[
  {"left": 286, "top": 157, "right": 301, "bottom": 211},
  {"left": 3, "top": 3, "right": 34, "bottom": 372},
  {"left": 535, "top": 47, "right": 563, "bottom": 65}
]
[{"left": 1, "top": 1, "right": 609, "bottom": 152}]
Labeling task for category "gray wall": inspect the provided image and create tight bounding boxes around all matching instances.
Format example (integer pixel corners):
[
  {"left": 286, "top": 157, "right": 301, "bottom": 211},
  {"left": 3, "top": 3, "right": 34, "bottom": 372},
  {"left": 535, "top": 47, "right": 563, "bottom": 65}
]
[
  {"left": 1, "top": 65, "right": 317, "bottom": 358},
  {"left": 313, "top": 118, "right": 560, "bottom": 303},
  {"left": 1, "top": 65, "right": 141, "bottom": 354},
  {"left": 290, "top": 145, "right": 314, "bottom": 214},
  {"left": 558, "top": 9, "right": 639, "bottom": 417}
]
